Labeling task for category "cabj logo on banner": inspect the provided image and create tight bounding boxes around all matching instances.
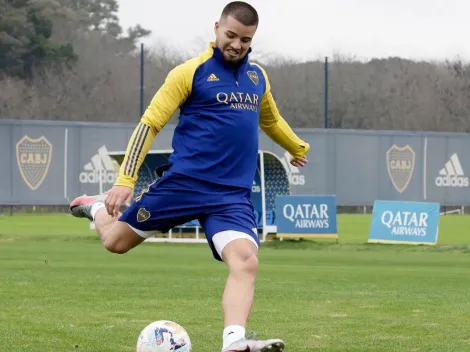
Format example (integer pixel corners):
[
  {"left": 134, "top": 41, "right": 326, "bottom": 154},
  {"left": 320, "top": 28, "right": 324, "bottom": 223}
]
[
  {"left": 368, "top": 200, "right": 440, "bottom": 245},
  {"left": 275, "top": 195, "right": 338, "bottom": 239},
  {"left": 386, "top": 144, "right": 415, "bottom": 193},
  {"left": 16, "top": 135, "right": 53, "bottom": 191}
]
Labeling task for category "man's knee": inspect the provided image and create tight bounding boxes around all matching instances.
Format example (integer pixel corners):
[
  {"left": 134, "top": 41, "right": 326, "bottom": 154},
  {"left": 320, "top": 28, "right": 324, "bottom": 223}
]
[
  {"left": 103, "top": 237, "right": 130, "bottom": 254},
  {"left": 222, "top": 239, "right": 259, "bottom": 275},
  {"left": 102, "top": 222, "right": 145, "bottom": 254},
  {"left": 238, "top": 252, "right": 259, "bottom": 276}
]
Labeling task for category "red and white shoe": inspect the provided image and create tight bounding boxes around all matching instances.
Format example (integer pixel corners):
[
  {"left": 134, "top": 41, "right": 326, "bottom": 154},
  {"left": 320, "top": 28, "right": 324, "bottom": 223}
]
[{"left": 69, "top": 194, "right": 106, "bottom": 221}]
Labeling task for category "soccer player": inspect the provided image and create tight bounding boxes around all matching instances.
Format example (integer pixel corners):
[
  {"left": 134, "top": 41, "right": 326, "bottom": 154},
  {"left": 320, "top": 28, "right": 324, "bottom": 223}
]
[{"left": 70, "top": 2, "right": 309, "bottom": 351}]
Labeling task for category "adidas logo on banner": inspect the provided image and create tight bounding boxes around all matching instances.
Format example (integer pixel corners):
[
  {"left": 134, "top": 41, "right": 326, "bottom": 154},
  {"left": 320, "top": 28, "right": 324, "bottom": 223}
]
[
  {"left": 207, "top": 73, "right": 219, "bottom": 82},
  {"left": 79, "top": 145, "right": 119, "bottom": 184},
  {"left": 279, "top": 151, "right": 305, "bottom": 185},
  {"left": 435, "top": 153, "right": 469, "bottom": 187}
]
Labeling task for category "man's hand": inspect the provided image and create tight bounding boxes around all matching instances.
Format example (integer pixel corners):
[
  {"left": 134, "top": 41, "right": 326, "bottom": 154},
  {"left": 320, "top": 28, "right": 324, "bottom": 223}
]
[
  {"left": 291, "top": 156, "right": 308, "bottom": 168},
  {"left": 105, "top": 185, "right": 134, "bottom": 217}
]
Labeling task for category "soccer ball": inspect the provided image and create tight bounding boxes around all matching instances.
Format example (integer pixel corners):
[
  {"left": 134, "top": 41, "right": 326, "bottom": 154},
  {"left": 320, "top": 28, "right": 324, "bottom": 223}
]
[{"left": 136, "top": 320, "right": 192, "bottom": 352}]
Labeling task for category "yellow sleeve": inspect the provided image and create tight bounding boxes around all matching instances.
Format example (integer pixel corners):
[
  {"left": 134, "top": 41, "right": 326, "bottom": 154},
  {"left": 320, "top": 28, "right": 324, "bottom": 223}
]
[
  {"left": 114, "top": 61, "right": 195, "bottom": 188},
  {"left": 255, "top": 64, "right": 310, "bottom": 159}
]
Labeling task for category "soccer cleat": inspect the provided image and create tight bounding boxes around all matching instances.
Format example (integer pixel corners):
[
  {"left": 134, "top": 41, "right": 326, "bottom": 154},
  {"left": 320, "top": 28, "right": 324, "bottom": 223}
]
[
  {"left": 223, "top": 333, "right": 284, "bottom": 352},
  {"left": 69, "top": 194, "right": 106, "bottom": 221}
]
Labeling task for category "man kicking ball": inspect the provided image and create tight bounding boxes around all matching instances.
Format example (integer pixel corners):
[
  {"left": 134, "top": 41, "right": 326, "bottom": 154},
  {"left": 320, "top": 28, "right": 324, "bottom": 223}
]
[{"left": 70, "top": 2, "right": 309, "bottom": 351}]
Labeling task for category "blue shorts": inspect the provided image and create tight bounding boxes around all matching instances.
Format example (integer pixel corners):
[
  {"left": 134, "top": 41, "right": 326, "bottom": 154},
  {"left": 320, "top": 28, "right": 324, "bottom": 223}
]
[{"left": 118, "top": 172, "right": 260, "bottom": 261}]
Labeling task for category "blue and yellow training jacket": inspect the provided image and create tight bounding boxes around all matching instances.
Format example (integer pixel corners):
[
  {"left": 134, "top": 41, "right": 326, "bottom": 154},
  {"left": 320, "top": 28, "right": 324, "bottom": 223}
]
[{"left": 115, "top": 42, "right": 310, "bottom": 190}]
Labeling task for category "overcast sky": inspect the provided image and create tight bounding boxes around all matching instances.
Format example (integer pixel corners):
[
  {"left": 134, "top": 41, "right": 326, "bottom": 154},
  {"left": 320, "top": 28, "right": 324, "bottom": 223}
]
[{"left": 117, "top": 0, "right": 469, "bottom": 62}]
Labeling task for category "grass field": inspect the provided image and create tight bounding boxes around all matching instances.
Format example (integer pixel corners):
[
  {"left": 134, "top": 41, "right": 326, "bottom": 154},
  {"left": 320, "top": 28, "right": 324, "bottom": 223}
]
[{"left": 1, "top": 214, "right": 470, "bottom": 351}]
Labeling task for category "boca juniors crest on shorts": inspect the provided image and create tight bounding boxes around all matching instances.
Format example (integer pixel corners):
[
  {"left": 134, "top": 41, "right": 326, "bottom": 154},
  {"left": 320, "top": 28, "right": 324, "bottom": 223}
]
[{"left": 137, "top": 208, "right": 151, "bottom": 222}]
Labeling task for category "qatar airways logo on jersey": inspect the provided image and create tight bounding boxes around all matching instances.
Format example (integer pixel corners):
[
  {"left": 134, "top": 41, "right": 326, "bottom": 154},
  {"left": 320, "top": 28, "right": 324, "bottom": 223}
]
[{"left": 216, "top": 92, "right": 260, "bottom": 112}]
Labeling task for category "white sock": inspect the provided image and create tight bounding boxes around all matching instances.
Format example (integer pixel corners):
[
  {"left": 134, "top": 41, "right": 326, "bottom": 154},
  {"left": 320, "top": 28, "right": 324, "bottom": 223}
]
[
  {"left": 90, "top": 202, "right": 105, "bottom": 221},
  {"left": 222, "top": 325, "right": 245, "bottom": 350}
]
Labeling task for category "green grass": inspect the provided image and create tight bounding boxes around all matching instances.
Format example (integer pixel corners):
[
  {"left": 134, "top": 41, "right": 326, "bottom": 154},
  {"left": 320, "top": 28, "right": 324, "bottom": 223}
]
[
  {"left": 1, "top": 214, "right": 470, "bottom": 351},
  {"left": 2, "top": 213, "right": 470, "bottom": 243}
]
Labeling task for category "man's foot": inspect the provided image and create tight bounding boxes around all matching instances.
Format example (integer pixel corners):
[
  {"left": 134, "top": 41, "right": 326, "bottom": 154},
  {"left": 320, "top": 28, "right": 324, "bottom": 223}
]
[
  {"left": 223, "top": 334, "right": 284, "bottom": 352},
  {"left": 69, "top": 194, "right": 106, "bottom": 221}
]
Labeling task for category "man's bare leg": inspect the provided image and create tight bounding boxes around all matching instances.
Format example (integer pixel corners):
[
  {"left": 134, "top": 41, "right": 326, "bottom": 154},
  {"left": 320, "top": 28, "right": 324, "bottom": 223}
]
[
  {"left": 220, "top": 238, "right": 284, "bottom": 352},
  {"left": 70, "top": 195, "right": 144, "bottom": 254},
  {"left": 222, "top": 239, "right": 258, "bottom": 329},
  {"left": 92, "top": 204, "right": 116, "bottom": 241}
]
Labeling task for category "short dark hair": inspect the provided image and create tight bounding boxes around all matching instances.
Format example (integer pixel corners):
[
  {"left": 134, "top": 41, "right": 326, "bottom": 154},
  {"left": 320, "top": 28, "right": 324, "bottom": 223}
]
[{"left": 220, "top": 1, "right": 259, "bottom": 27}]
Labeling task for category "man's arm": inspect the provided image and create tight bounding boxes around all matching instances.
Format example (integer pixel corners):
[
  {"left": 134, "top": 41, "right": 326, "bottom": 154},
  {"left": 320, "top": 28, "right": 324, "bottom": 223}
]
[
  {"left": 255, "top": 64, "right": 310, "bottom": 160},
  {"left": 114, "top": 63, "right": 193, "bottom": 189}
]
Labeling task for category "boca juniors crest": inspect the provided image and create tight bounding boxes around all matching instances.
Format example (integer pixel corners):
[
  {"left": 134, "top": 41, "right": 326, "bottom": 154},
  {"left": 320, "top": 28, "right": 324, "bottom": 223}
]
[
  {"left": 247, "top": 70, "right": 259, "bottom": 85},
  {"left": 386, "top": 144, "right": 415, "bottom": 193},
  {"left": 16, "top": 135, "right": 53, "bottom": 190}
]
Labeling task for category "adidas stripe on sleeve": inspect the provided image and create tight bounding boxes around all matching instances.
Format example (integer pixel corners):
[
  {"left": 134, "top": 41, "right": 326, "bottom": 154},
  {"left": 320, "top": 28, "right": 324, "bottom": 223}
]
[{"left": 114, "top": 62, "right": 194, "bottom": 188}]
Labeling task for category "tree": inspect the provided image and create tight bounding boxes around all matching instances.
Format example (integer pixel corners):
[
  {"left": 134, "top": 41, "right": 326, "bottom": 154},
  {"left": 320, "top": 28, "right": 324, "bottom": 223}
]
[
  {"left": 56, "top": 0, "right": 151, "bottom": 50},
  {"left": 0, "top": 0, "right": 77, "bottom": 79}
]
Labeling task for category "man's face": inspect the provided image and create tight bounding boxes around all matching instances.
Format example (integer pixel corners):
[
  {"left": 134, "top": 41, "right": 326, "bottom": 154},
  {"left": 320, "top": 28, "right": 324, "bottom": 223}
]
[{"left": 214, "top": 15, "right": 257, "bottom": 64}]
